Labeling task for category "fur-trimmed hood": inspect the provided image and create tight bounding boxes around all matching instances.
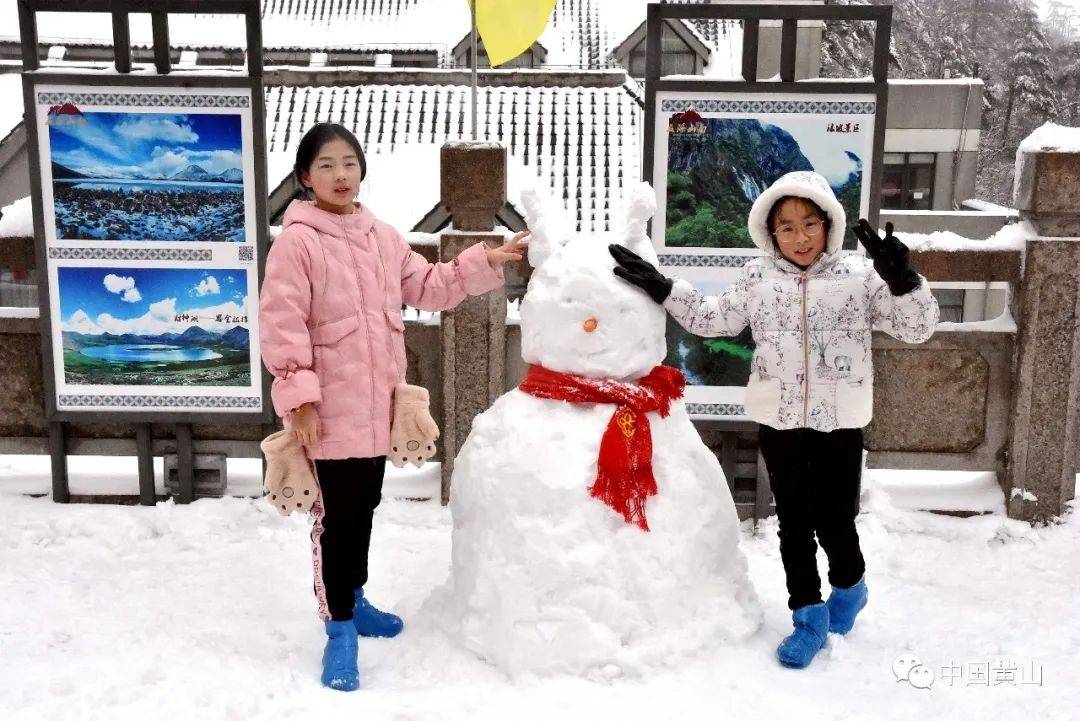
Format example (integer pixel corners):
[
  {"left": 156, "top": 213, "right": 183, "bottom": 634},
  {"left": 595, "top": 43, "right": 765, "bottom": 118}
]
[{"left": 746, "top": 171, "right": 846, "bottom": 257}]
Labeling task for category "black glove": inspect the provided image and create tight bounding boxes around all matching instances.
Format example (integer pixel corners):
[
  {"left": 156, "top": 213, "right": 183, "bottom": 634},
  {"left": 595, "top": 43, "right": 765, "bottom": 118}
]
[
  {"left": 608, "top": 244, "right": 673, "bottom": 304},
  {"left": 852, "top": 219, "right": 921, "bottom": 296}
]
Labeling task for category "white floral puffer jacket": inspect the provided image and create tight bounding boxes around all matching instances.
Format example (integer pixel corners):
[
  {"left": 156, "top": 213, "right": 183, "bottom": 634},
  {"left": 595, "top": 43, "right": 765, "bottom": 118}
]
[{"left": 663, "top": 171, "right": 940, "bottom": 432}]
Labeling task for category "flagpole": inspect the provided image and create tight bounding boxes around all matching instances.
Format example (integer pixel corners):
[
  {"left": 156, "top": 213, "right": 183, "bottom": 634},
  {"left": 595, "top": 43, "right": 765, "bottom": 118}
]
[{"left": 470, "top": 2, "right": 478, "bottom": 140}]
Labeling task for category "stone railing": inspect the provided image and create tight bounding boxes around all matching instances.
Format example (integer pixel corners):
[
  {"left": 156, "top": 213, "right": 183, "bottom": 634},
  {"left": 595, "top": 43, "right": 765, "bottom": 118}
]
[{"left": 1, "top": 139, "right": 1077, "bottom": 522}]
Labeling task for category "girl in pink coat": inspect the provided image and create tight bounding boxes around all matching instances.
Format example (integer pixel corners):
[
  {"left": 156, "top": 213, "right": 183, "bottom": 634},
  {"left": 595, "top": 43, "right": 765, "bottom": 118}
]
[{"left": 258, "top": 123, "right": 526, "bottom": 691}]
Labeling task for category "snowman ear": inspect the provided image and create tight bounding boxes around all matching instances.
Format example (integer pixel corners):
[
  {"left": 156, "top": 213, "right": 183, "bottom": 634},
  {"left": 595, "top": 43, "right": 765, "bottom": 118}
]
[
  {"left": 520, "top": 188, "right": 571, "bottom": 268},
  {"left": 618, "top": 181, "right": 660, "bottom": 265}
]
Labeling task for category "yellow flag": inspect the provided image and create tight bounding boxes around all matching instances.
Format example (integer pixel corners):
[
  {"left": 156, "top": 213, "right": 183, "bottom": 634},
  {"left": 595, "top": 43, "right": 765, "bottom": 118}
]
[{"left": 469, "top": 0, "right": 557, "bottom": 67}]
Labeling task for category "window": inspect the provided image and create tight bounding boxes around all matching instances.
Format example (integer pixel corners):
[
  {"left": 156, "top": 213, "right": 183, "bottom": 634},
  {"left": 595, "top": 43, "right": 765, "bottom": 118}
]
[
  {"left": 0, "top": 268, "right": 38, "bottom": 308},
  {"left": 932, "top": 288, "right": 965, "bottom": 323},
  {"left": 882, "top": 152, "right": 935, "bottom": 210}
]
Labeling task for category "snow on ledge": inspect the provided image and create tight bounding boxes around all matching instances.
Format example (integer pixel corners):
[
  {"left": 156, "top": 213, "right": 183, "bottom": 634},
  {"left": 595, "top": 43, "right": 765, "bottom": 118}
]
[
  {"left": 868, "top": 468, "right": 1005, "bottom": 514},
  {"left": 960, "top": 198, "right": 1019, "bottom": 215},
  {"left": 937, "top": 311, "right": 1017, "bottom": 333},
  {"left": 894, "top": 220, "right": 1031, "bottom": 252},
  {"left": 1018, "top": 122, "right": 1080, "bottom": 153},
  {"left": 0, "top": 306, "right": 38, "bottom": 319}
]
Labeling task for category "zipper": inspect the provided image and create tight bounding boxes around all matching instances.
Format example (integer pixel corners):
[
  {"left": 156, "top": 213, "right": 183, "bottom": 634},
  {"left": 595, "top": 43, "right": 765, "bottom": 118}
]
[
  {"left": 800, "top": 270, "right": 809, "bottom": 427},
  {"left": 342, "top": 215, "right": 379, "bottom": 450}
]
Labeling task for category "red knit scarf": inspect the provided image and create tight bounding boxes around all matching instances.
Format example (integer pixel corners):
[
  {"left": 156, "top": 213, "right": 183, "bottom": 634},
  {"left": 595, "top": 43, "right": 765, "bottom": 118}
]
[{"left": 518, "top": 364, "right": 686, "bottom": 532}]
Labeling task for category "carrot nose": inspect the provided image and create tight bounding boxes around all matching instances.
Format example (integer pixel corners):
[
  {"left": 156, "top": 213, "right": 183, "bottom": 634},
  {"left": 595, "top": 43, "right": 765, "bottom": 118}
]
[{"left": 583, "top": 317, "right": 598, "bottom": 333}]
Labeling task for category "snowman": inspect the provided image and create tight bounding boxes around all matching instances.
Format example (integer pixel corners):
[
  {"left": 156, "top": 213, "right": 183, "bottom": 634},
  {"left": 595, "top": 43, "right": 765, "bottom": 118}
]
[{"left": 434, "top": 182, "right": 761, "bottom": 678}]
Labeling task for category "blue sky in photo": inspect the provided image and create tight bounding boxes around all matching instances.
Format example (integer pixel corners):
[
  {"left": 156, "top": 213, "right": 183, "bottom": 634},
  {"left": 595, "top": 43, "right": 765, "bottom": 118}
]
[
  {"left": 49, "top": 112, "right": 242, "bottom": 179},
  {"left": 58, "top": 267, "right": 246, "bottom": 320}
]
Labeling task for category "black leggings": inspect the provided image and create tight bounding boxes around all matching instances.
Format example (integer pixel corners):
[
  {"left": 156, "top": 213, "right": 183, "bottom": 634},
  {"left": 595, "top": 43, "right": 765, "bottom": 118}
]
[
  {"left": 310, "top": 456, "right": 386, "bottom": 622},
  {"left": 758, "top": 425, "right": 866, "bottom": 610}
]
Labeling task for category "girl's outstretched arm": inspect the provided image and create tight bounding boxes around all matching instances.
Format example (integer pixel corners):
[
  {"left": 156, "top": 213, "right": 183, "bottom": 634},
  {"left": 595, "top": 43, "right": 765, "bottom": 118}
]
[
  {"left": 608, "top": 242, "right": 752, "bottom": 337},
  {"left": 396, "top": 226, "right": 506, "bottom": 311},
  {"left": 258, "top": 234, "right": 322, "bottom": 418},
  {"left": 664, "top": 273, "right": 752, "bottom": 338}
]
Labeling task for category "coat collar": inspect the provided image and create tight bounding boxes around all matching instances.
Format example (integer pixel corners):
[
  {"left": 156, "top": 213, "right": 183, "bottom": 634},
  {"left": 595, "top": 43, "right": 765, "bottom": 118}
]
[{"left": 282, "top": 199, "right": 376, "bottom": 239}]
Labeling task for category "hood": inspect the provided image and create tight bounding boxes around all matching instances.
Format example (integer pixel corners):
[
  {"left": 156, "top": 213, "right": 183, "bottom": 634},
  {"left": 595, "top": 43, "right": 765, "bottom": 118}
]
[
  {"left": 746, "top": 170, "right": 847, "bottom": 257},
  {"left": 282, "top": 199, "right": 376, "bottom": 239}
]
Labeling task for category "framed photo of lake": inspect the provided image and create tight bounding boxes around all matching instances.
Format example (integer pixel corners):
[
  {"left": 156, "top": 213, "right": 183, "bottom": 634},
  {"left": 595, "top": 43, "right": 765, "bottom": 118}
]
[
  {"left": 32, "top": 85, "right": 256, "bottom": 246},
  {"left": 650, "top": 91, "right": 877, "bottom": 277},
  {"left": 49, "top": 264, "right": 262, "bottom": 413}
]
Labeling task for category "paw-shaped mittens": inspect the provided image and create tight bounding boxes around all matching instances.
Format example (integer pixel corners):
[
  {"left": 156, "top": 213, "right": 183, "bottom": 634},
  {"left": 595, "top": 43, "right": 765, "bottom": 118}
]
[
  {"left": 389, "top": 383, "right": 439, "bottom": 468},
  {"left": 260, "top": 429, "right": 319, "bottom": 515}
]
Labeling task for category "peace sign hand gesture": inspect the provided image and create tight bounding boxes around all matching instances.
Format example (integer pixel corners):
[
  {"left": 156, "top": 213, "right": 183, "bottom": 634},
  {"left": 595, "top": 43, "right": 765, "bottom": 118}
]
[{"left": 852, "top": 219, "right": 920, "bottom": 296}]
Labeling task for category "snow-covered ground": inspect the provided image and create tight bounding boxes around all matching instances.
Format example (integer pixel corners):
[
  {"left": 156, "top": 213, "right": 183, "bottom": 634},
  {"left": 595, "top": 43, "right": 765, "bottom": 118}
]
[{"left": 0, "top": 463, "right": 1077, "bottom": 720}]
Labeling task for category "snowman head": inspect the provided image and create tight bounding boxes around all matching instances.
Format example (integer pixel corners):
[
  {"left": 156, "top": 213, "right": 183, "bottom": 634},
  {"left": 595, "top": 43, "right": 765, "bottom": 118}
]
[{"left": 518, "top": 182, "right": 666, "bottom": 381}]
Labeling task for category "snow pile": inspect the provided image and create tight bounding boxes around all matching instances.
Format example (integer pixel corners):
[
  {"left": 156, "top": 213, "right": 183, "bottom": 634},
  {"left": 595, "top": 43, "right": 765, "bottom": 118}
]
[
  {"left": 428, "top": 183, "right": 761, "bottom": 678},
  {"left": 0, "top": 196, "right": 34, "bottom": 238},
  {"left": 1018, "top": 122, "right": 1080, "bottom": 153}
]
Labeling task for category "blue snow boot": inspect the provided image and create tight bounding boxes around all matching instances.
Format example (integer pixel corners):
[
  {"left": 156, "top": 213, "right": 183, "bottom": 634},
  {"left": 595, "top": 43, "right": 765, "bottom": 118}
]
[
  {"left": 826, "top": 576, "right": 868, "bottom": 635},
  {"left": 321, "top": 620, "right": 360, "bottom": 691},
  {"left": 777, "top": 602, "right": 830, "bottom": 669},
  {"left": 352, "top": 588, "right": 404, "bottom": 638}
]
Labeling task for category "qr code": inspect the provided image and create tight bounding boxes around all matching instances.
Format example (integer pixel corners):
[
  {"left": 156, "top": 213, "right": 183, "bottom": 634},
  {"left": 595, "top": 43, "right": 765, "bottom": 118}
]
[{"left": 238, "top": 245, "right": 254, "bottom": 262}]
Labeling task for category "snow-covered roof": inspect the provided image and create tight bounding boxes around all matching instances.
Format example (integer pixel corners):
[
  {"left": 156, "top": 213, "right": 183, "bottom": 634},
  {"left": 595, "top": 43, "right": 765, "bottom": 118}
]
[{"left": 265, "top": 80, "right": 642, "bottom": 234}]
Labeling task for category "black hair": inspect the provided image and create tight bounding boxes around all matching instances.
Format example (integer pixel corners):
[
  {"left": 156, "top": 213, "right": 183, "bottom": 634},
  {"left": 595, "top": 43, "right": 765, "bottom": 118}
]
[{"left": 293, "top": 123, "right": 367, "bottom": 188}]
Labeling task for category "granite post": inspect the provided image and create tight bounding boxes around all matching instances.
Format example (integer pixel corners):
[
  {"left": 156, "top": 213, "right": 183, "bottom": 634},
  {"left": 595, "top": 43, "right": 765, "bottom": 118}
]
[
  {"left": 1004, "top": 136, "right": 1080, "bottom": 521},
  {"left": 438, "top": 142, "right": 508, "bottom": 504}
]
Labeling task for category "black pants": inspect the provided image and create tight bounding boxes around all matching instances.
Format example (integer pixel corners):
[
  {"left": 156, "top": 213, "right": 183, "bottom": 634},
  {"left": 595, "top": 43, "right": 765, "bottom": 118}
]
[
  {"left": 758, "top": 425, "right": 866, "bottom": 610},
  {"left": 310, "top": 456, "right": 386, "bottom": 622}
]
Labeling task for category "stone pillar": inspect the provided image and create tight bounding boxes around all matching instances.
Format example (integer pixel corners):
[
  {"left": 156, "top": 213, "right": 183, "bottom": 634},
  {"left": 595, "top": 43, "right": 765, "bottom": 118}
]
[
  {"left": 438, "top": 142, "right": 508, "bottom": 504},
  {"left": 1005, "top": 137, "right": 1080, "bottom": 522}
]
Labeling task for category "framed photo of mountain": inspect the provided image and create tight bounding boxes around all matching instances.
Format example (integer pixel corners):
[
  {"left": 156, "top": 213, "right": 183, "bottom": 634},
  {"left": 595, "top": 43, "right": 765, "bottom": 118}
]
[
  {"left": 649, "top": 91, "right": 878, "bottom": 273},
  {"left": 642, "top": 88, "right": 884, "bottom": 420},
  {"left": 22, "top": 76, "right": 269, "bottom": 420},
  {"left": 32, "top": 85, "right": 256, "bottom": 246}
]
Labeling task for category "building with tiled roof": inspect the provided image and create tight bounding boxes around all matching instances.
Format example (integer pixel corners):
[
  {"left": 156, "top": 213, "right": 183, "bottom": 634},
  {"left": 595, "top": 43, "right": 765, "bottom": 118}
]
[
  {"left": 263, "top": 69, "right": 642, "bottom": 235},
  {"left": 0, "top": 0, "right": 990, "bottom": 241}
]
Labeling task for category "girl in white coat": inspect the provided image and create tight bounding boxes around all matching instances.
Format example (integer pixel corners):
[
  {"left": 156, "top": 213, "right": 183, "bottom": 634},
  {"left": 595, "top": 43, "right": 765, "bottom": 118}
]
[{"left": 609, "top": 171, "right": 939, "bottom": 669}]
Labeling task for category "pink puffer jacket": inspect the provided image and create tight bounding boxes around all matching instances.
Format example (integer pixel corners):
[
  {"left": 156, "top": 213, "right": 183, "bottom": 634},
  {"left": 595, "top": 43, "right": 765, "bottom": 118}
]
[{"left": 259, "top": 200, "right": 504, "bottom": 460}]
